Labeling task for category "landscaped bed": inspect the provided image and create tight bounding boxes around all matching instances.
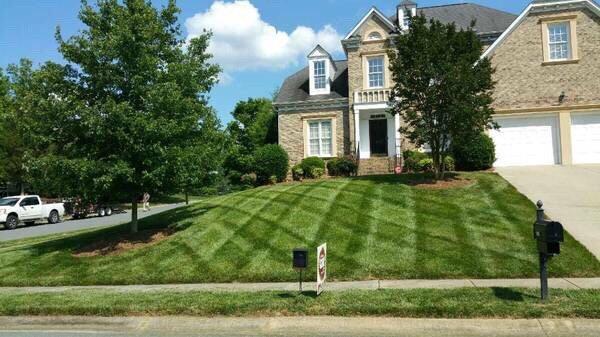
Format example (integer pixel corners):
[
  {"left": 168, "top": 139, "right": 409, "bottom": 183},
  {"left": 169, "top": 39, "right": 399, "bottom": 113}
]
[
  {"left": 0, "top": 172, "right": 599, "bottom": 286},
  {"left": 1, "top": 288, "right": 599, "bottom": 318}
]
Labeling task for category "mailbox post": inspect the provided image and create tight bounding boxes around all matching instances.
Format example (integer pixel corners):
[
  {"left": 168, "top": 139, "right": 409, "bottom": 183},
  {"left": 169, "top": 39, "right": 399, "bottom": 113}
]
[
  {"left": 292, "top": 248, "right": 308, "bottom": 292},
  {"left": 533, "top": 201, "right": 564, "bottom": 301}
]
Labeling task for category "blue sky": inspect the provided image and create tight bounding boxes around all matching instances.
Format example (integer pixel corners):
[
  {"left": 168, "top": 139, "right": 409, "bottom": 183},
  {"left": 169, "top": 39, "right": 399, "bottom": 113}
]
[{"left": 0, "top": 0, "right": 531, "bottom": 123}]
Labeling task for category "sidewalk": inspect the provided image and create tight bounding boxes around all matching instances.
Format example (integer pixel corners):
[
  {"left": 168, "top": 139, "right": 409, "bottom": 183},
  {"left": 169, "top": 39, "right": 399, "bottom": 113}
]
[
  {"left": 2, "top": 278, "right": 600, "bottom": 293},
  {"left": 1, "top": 316, "right": 599, "bottom": 337}
]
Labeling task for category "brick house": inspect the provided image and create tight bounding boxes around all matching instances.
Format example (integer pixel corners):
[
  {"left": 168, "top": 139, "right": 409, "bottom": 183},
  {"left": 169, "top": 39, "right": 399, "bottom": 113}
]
[{"left": 274, "top": 0, "right": 600, "bottom": 174}]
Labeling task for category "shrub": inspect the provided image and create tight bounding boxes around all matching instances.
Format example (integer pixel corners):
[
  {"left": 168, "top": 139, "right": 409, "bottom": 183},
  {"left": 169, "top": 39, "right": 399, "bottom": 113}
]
[
  {"left": 253, "top": 144, "right": 289, "bottom": 184},
  {"left": 444, "top": 155, "right": 456, "bottom": 172},
  {"left": 300, "top": 157, "right": 326, "bottom": 179},
  {"left": 292, "top": 164, "right": 304, "bottom": 181},
  {"left": 327, "top": 158, "right": 358, "bottom": 177},
  {"left": 403, "top": 150, "right": 429, "bottom": 172},
  {"left": 417, "top": 158, "right": 434, "bottom": 172},
  {"left": 452, "top": 133, "right": 496, "bottom": 171},
  {"left": 240, "top": 173, "right": 257, "bottom": 186}
]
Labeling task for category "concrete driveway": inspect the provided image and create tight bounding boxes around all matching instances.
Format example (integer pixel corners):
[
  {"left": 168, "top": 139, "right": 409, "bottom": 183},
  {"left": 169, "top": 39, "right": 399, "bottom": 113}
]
[
  {"left": 0, "top": 203, "right": 186, "bottom": 242},
  {"left": 497, "top": 165, "right": 600, "bottom": 260}
]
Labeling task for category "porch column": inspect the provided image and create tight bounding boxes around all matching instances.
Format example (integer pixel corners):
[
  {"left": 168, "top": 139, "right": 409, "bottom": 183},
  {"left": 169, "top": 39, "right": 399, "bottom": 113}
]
[
  {"left": 394, "top": 114, "right": 401, "bottom": 155},
  {"left": 354, "top": 108, "right": 360, "bottom": 154}
]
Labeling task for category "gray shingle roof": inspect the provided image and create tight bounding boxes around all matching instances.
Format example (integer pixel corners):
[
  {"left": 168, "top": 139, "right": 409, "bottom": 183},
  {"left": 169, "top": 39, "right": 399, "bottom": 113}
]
[
  {"left": 274, "top": 61, "right": 348, "bottom": 104},
  {"left": 276, "top": 3, "right": 518, "bottom": 105},
  {"left": 390, "top": 3, "right": 517, "bottom": 34}
]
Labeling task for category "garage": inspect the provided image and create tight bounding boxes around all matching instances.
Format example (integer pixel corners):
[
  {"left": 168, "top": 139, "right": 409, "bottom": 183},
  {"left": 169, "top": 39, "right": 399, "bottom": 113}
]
[
  {"left": 490, "top": 115, "right": 561, "bottom": 167},
  {"left": 571, "top": 112, "right": 600, "bottom": 164}
]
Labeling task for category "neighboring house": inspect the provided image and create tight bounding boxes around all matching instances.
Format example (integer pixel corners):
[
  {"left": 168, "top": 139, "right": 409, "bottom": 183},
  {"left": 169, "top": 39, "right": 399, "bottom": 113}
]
[{"left": 274, "top": 0, "right": 600, "bottom": 174}]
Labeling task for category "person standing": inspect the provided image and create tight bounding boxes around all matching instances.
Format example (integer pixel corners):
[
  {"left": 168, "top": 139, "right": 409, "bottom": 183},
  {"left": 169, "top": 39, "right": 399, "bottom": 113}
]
[{"left": 142, "top": 192, "right": 151, "bottom": 212}]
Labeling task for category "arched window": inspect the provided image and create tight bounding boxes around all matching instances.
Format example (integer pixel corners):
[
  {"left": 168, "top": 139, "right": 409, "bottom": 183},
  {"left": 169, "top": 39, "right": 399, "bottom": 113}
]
[{"left": 367, "top": 31, "right": 382, "bottom": 41}]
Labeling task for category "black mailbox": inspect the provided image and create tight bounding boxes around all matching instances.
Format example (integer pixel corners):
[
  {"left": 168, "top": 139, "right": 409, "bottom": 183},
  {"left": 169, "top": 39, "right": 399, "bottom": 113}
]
[
  {"left": 293, "top": 248, "right": 308, "bottom": 269},
  {"left": 534, "top": 221, "right": 564, "bottom": 243},
  {"left": 534, "top": 221, "right": 564, "bottom": 256}
]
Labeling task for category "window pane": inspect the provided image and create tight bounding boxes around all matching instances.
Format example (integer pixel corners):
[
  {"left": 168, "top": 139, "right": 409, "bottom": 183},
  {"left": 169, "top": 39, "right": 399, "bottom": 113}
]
[
  {"left": 314, "top": 75, "right": 326, "bottom": 89},
  {"left": 368, "top": 57, "right": 384, "bottom": 88},
  {"left": 314, "top": 61, "right": 325, "bottom": 76},
  {"left": 321, "top": 139, "right": 332, "bottom": 156},
  {"left": 548, "top": 22, "right": 570, "bottom": 60},
  {"left": 310, "top": 139, "right": 320, "bottom": 155},
  {"left": 320, "top": 121, "right": 332, "bottom": 139},
  {"left": 309, "top": 122, "right": 319, "bottom": 139}
]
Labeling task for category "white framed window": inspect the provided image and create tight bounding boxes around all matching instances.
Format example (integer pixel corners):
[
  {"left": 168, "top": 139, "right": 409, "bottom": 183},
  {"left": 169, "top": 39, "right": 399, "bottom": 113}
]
[
  {"left": 368, "top": 56, "right": 385, "bottom": 88},
  {"left": 548, "top": 22, "right": 570, "bottom": 61},
  {"left": 308, "top": 120, "right": 332, "bottom": 157},
  {"left": 313, "top": 60, "right": 326, "bottom": 89}
]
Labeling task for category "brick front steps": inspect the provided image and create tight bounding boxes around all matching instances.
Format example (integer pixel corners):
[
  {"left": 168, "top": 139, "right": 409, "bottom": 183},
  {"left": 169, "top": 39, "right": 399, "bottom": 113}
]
[{"left": 358, "top": 157, "right": 395, "bottom": 176}]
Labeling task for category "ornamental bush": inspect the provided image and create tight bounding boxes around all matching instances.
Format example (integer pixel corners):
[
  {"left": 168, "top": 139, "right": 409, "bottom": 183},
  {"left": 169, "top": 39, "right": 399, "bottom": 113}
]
[
  {"left": 291, "top": 164, "right": 304, "bottom": 181},
  {"left": 403, "top": 150, "right": 429, "bottom": 172},
  {"left": 327, "top": 157, "right": 358, "bottom": 177},
  {"left": 300, "top": 157, "right": 326, "bottom": 179},
  {"left": 417, "top": 158, "right": 434, "bottom": 172},
  {"left": 452, "top": 133, "right": 496, "bottom": 171},
  {"left": 253, "top": 144, "right": 289, "bottom": 184}
]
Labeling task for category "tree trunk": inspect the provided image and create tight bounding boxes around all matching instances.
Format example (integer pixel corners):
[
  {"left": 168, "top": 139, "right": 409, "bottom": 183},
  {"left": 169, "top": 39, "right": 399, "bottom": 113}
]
[
  {"left": 19, "top": 183, "right": 25, "bottom": 196},
  {"left": 131, "top": 198, "right": 138, "bottom": 234},
  {"left": 185, "top": 191, "right": 189, "bottom": 205}
]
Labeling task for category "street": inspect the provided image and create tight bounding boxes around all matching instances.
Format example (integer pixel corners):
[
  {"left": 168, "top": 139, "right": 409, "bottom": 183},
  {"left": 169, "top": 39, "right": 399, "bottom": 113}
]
[
  {"left": 0, "top": 203, "right": 185, "bottom": 242},
  {"left": 1, "top": 317, "right": 599, "bottom": 337}
]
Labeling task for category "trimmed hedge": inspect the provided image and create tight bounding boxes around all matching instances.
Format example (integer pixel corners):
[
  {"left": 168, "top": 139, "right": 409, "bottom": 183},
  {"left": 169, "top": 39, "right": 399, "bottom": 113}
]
[
  {"left": 327, "top": 158, "right": 358, "bottom": 177},
  {"left": 300, "top": 157, "right": 326, "bottom": 179},
  {"left": 253, "top": 144, "right": 289, "bottom": 183},
  {"left": 452, "top": 133, "right": 496, "bottom": 171}
]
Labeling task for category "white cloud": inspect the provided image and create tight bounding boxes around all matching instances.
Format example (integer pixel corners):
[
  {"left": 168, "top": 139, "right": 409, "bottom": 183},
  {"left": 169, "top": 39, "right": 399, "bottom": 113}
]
[{"left": 185, "top": 0, "right": 343, "bottom": 75}]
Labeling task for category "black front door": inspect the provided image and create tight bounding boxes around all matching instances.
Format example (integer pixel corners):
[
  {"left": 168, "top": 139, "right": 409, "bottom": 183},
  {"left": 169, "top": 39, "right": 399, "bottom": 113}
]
[{"left": 369, "top": 119, "right": 388, "bottom": 156}]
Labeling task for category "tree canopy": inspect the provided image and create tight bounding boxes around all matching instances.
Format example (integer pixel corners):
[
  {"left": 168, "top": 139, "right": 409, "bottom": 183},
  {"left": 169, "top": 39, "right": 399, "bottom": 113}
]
[
  {"left": 28, "top": 0, "right": 221, "bottom": 232},
  {"left": 388, "top": 15, "right": 496, "bottom": 179}
]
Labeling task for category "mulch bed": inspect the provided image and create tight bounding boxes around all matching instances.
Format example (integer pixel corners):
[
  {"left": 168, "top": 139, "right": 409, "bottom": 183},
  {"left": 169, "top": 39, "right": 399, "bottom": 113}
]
[
  {"left": 409, "top": 176, "right": 474, "bottom": 190},
  {"left": 73, "top": 228, "right": 175, "bottom": 257}
]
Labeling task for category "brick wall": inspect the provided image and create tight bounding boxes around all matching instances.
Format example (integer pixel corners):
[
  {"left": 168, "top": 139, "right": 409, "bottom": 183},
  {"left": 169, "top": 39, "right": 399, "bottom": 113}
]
[
  {"left": 490, "top": 9, "right": 600, "bottom": 111},
  {"left": 278, "top": 108, "right": 350, "bottom": 167}
]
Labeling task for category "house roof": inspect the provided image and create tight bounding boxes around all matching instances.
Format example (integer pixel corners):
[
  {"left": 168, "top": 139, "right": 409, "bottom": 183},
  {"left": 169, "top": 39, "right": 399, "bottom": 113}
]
[
  {"left": 274, "top": 60, "right": 348, "bottom": 105},
  {"left": 277, "top": 2, "right": 519, "bottom": 105},
  {"left": 389, "top": 3, "right": 517, "bottom": 35}
]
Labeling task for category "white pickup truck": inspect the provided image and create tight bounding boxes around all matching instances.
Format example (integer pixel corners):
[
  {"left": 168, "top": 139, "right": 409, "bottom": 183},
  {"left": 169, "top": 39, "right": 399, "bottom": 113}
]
[{"left": 0, "top": 195, "right": 65, "bottom": 230}]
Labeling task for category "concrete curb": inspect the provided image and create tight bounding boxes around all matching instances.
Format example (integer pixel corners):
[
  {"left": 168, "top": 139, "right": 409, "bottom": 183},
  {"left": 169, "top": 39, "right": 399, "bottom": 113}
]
[
  {"left": 1, "top": 316, "right": 599, "bottom": 336},
  {"left": 2, "top": 278, "right": 600, "bottom": 294}
]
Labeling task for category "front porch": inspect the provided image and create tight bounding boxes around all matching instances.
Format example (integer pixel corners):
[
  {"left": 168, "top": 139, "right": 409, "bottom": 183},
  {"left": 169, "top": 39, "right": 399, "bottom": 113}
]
[{"left": 353, "top": 90, "right": 402, "bottom": 175}]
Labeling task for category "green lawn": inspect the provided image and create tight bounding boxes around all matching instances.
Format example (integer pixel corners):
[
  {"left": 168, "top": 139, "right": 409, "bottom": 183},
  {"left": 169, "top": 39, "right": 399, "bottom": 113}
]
[
  {"left": 1, "top": 288, "right": 599, "bottom": 318},
  {"left": 0, "top": 173, "right": 599, "bottom": 286}
]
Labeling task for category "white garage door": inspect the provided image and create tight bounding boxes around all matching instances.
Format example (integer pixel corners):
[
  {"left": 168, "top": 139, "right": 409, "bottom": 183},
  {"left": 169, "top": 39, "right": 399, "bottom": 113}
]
[
  {"left": 490, "top": 115, "right": 560, "bottom": 167},
  {"left": 571, "top": 112, "right": 600, "bottom": 164}
]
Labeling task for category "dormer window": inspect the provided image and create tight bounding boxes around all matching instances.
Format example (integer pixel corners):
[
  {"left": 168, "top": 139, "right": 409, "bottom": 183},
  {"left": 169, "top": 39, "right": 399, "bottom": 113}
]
[
  {"left": 313, "top": 61, "right": 326, "bottom": 89},
  {"left": 397, "top": 0, "right": 417, "bottom": 30},
  {"left": 308, "top": 45, "right": 336, "bottom": 96}
]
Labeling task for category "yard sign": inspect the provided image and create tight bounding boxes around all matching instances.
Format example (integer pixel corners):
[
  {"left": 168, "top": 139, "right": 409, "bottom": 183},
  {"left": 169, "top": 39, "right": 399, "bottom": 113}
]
[{"left": 316, "top": 243, "right": 327, "bottom": 296}]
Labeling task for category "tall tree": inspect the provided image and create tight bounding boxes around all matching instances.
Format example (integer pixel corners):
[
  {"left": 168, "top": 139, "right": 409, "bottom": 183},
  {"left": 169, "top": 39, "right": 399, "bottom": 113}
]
[
  {"left": 173, "top": 110, "right": 225, "bottom": 205},
  {"left": 46, "top": 0, "right": 220, "bottom": 232},
  {"left": 388, "top": 15, "right": 496, "bottom": 179},
  {"left": 0, "top": 69, "right": 10, "bottom": 184},
  {"left": 227, "top": 98, "right": 277, "bottom": 152}
]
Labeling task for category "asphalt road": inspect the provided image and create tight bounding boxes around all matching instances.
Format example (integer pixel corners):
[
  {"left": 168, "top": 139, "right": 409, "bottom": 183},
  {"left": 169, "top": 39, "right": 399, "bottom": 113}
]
[
  {"left": 0, "top": 203, "right": 185, "bottom": 242},
  {"left": 1, "top": 317, "right": 599, "bottom": 337}
]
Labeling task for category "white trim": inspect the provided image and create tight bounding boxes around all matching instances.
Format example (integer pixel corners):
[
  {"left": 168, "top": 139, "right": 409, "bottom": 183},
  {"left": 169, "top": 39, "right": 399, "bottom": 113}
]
[
  {"left": 344, "top": 7, "right": 397, "bottom": 40},
  {"left": 353, "top": 102, "right": 390, "bottom": 110},
  {"left": 481, "top": 0, "right": 600, "bottom": 60}
]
